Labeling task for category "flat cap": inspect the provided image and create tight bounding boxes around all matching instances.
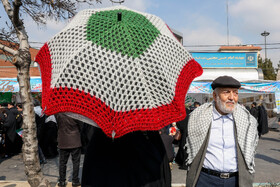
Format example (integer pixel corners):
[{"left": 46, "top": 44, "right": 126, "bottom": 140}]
[{"left": 211, "top": 76, "right": 241, "bottom": 90}]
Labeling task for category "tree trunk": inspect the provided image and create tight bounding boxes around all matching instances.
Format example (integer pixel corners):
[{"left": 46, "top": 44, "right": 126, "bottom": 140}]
[
  {"left": 16, "top": 50, "right": 51, "bottom": 187},
  {"left": 0, "top": 1, "right": 51, "bottom": 186}
]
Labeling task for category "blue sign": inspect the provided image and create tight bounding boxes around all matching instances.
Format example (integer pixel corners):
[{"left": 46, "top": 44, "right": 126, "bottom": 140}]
[
  {"left": 0, "top": 77, "right": 42, "bottom": 92},
  {"left": 191, "top": 52, "right": 257, "bottom": 68},
  {"left": 188, "top": 81, "right": 280, "bottom": 94}
]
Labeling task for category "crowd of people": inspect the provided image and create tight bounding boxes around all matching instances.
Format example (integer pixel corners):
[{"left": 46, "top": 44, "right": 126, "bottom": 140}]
[
  {"left": 0, "top": 102, "right": 23, "bottom": 158},
  {"left": 0, "top": 100, "right": 94, "bottom": 186},
  {"left": 0, "top": 76, "right": 270, "bottom": 187},
  {"left": 0, "top": 101, "right": 59, "bottom": 161}
]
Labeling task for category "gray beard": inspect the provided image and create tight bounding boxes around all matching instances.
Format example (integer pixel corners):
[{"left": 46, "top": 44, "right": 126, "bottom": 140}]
[{"left": 216, "top": 96, "right": 236, "bottom": 114}]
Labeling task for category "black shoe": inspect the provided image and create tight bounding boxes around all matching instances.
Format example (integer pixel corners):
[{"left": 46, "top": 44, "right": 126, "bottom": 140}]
[
  {"left": 72, "top": 182, "right": 81, "bottom": 186},
  {"left": 57, "top": 181, "right": 66, "bottom": 187}
]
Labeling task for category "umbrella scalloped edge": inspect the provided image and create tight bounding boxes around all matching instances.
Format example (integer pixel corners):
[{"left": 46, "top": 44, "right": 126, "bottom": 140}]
[{"left": 36, "top": 42, "right": 202, "bottom": 138}]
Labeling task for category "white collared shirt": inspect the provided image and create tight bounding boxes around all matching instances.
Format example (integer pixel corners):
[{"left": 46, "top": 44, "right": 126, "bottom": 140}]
[{"left": 202, "top": 106, "right": 238, "bottom": 172}]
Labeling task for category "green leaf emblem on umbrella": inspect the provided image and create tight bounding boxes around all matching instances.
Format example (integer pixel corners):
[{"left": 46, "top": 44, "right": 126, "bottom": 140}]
[{"left": 86, "top": 9, "right": 161, "bottom": 58}]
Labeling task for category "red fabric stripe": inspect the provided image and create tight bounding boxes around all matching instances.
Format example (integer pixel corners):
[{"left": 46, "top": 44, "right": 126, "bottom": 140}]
[
  {"left": 36, "top": 46, "right": 203, "bottom": 138},
  {"left": 35, "top": 43, "right": 52, "bottom": 111}
]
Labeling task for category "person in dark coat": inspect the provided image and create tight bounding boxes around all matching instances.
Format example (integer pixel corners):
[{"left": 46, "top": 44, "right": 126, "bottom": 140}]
[
  {"left": 40, "top": 115, "right": 58, "bottom": 158},
  {"left": 80, "top": 122, "right": 94, "bottom": 154},
  {"left": 34, "top": 100, "right": 47, "bottom": 164},
  {"left": 33, "top": 99, "right": 58, "bottom": 159},
  {"left": 3, "top": 102, "right": 22, "bottom": 156},
  {"left": 16, "top": 103, "right": 23, "bottom": 129},
  {"left": 159, "top": 127, "right": 175, "bottom": 163},
  {"left": 257, "top": 104, "right": 269, "bottom": 137},
  {"left": 174, "top": 106, "right": 189, "bottom": 169},
  {"left": 82, "top": 127, "right": 171, "bottom": 187},
  {"left": 55, "top": 113, "right": 82, "bottom": 187},
  {"left": 250, "top": 102, "right": 259, "bottom": 119},
  {"left": 0, "top": 104, "right": 7, "bottom": 157},
  {"left": 175, "top": 101, "right": 200, "bottom": 170}
]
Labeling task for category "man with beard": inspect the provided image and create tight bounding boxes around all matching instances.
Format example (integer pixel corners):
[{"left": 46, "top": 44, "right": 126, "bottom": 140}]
[{"left": 185, "top": 76, "right": 259, "bottom": 187}]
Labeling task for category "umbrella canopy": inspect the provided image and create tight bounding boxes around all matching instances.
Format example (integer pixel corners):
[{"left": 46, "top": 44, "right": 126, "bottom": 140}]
[{"left": 35, "top": 6, "right": 203, "bottom": 138}]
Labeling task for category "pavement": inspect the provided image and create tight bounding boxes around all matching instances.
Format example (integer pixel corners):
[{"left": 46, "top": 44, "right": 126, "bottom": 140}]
[{"left": 0, "top": 130, "right": 279, "bottom": 187}]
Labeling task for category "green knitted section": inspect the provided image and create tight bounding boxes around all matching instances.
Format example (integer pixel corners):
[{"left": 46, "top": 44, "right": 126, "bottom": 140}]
[{"left": 86, "top": 9, "right": 160, "bottom": 58}]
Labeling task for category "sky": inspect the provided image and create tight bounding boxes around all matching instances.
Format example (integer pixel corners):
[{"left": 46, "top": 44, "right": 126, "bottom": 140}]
[{"left": 1, "top": 0, "right": 280, "bottom": 67}]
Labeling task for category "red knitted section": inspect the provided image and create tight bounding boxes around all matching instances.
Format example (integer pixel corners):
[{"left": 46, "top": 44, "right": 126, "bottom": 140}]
[
  {"left": 36, "top": 44, "right": 203, "bottom": 138},
  {"left": 35, "top": 43, "right": 52, "bottom": 111}
]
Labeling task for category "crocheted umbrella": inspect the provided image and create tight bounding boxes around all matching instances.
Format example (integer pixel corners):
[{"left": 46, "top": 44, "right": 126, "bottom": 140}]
[{"left": 35, "top": 6, "right": 203, "bottom": 138}]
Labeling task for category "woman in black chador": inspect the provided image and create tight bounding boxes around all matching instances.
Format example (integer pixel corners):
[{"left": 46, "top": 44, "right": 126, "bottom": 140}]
[{"left": 82, "top": 127, "right": 171, "bottom": 187}]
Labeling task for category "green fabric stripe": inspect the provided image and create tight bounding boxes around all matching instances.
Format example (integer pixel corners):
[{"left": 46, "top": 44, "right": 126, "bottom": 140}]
[{"left": 86, "top": 9, "right": 160, "bottom": 58}]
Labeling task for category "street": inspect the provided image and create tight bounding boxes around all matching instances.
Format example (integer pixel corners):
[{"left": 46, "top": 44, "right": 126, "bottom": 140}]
[{"left": 0, "top": 130, "right": 279, "bottom": 187}]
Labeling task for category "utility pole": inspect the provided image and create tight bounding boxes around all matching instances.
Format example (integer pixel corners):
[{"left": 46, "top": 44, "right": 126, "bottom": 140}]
[
  {"left": 261, "top": 31, "right": 270, "bottom": 62},
  {"left": 226, "top": 0, "right": 229, "bottom": 45}
]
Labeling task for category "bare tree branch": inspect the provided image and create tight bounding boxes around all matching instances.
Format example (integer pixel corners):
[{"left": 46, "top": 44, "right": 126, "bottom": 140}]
[
  {"left": 14, "top": 0, "right": 102, "bottom": 25},
  {"left": 1, "top": 0, "right": 14, "bottom": 19},
  {"left": 13, "top": 0, "right": 23, "bottom": 27},
  {"left": 2, "top": 0, "right": 29, "bottom": 44},
  {"left": 0, "top": 42, "right": 17, "bottom": 56}
]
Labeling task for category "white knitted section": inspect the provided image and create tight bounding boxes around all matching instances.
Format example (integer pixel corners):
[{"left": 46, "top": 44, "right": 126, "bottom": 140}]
[
  {"left": 48, "top": 15, "right": 88, "bottom": 87},
  {"left": 48, "top": 33, "right": 191, "bottom": 112},
  {"left": 144, "top": 14, "right": 177, "bottom": 43},
  {"left": 139, "top": 34, "right": 192, "bottom": 105},
  {"left": 49, "top": 6, "right": 179, "bottom": 87},
  {"left": 48, "top": 6, "right": 130, "bottom": 86},
  {"left": 51, "top": 40, "right": 152, "bottom": 111},
  {"left": 59, "top": 9, "right": 95, "bottom": 33}
]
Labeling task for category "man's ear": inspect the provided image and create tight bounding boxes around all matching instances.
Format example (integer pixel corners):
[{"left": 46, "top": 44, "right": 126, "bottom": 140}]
[{"left": 213, "top": 91, "right": 217, "bottom": 102}]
